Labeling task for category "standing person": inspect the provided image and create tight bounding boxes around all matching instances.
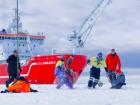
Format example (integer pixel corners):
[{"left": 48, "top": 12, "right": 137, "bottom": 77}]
[
  {"left": 87, "top": 52, "right": 108, "bottom": 89},
  {"left": 106, "top": 49, "right": 121, "bottom": 87},
  {"left": 6, "top": 50, "right": 22, "bottom": 87},
  {"left": 54, "top": 56, "right": 73, "bottom": 89}
]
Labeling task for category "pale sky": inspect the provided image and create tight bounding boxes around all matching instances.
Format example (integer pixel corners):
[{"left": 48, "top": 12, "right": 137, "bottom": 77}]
[{"left": 0, "top": 0, "right": 140, "bottom": 67}]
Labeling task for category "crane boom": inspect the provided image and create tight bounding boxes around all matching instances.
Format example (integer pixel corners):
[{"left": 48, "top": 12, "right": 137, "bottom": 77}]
[{"left": 68, "top": 0, "right": 111, "bottom": 48}]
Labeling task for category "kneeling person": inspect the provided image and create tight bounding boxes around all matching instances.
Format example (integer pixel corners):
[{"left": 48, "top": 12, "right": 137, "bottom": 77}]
[{"left": 111, "top": 69, "right": 126, "bottom": 89}]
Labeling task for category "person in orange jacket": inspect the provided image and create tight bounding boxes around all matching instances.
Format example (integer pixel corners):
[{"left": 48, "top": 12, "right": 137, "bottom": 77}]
[
  {"left": 1, "top": 77, "right": 38, "bottom": 93},
  {"left": 106, "top": 49, "right": 121, "bottom": 86}
]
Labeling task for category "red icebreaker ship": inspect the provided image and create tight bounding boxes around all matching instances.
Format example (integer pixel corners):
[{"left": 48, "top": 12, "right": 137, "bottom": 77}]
[{"left": 0, "top": 54, "right": 87, "bottom": 84}]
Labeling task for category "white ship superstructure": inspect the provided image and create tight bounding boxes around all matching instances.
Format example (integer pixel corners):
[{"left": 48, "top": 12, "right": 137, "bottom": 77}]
[{"left": 0, "top": 9, "right": 46, "bottom": 61}]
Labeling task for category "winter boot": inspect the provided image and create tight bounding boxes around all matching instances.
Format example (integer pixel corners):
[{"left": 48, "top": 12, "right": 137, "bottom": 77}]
[
  {"left": 5, "top": 81, "right": 9, "bottom": 88},
  {"left": 30, "top": 88, "right": 38, "bottom": 92},
  {"left": 93, "top": 82, "right": 98, "bottom": 88},
  {"left": 88, "top": 80, "right": 93, "bottom": 88},
  {"left": 93, "top": 79, "right": 98, "bottom": 88},
  {"left": 56, "top": 77, "right": 67, "bottom": 89},
  {"left": 1, "top": 89, "right": 9, "bottom": 93},
  {"left": 66, "top": 79, "right": 73, "bottom": 89}
]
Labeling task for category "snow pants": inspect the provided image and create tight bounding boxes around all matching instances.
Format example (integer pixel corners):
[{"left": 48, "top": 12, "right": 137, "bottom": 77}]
[
  {"left": 108, "top": 71, "right": 116, "bottom": 86},
  {"left": 56, "top": 72, "right": 73, "bottom": 89},
  {"left": 88, "top": 66, "right": 100, "bottom": 88}
]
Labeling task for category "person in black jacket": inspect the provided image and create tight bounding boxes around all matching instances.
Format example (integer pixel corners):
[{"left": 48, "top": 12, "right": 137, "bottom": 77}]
[{"left": 6, "top": 50, "right": 22, "bottom": 87}]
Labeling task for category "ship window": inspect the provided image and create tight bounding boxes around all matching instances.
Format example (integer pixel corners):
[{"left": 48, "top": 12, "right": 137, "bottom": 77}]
[
  {"left": 19, "top": 37, "right": 22, "bottom": 40},
  {"left": 2, "top": 36, "right": 4, "bottom": 39},
  {"left": 26, "top": 50, "right": 28, "bottom": 53},
  {"left": 13, "top": 37, "right": 16, "bottom": 40},
  {"left": 0, "top": 36, "right": 1, "bottom": 39},
  {"left": 16, "top": 37, "right": 20, "bottom": 40}
]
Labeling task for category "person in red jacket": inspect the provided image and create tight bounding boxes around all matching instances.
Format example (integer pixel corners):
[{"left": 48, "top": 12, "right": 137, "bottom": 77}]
[{"left": 106, "top": 49, "right": 121, "bottom": 86}]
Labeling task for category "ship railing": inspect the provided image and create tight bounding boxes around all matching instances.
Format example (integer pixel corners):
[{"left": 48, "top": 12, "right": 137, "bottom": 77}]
[
  {"left": 50, "top": 47, "right": 81, "bottom": 55},
  {"left": 0, "top": 60, "right": 7, "bottom": 64}
]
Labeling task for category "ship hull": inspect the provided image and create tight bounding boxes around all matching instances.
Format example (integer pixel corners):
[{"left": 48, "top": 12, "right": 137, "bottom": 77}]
[{"left": 0, "top": 54, "right": 87, "bottom": 84}]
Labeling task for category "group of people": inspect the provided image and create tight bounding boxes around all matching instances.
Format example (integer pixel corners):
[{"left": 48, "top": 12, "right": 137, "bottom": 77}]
[
  {"left": 87, "top": 49, "right": 126, "bottom": 89},
  {"left": 1, "top": 48, "right": 126, "bottom": 93},
  {"left": 54, "top": 49, "right": 126, "bottom": 89}
]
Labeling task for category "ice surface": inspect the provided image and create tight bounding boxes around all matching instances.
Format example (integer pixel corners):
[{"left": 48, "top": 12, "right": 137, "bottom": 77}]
[{"left": 0, "top": 70, "right": 140, "bottom": 105}]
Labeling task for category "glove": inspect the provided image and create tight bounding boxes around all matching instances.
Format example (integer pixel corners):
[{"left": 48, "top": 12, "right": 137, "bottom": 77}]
[
  {"left": 105, "top": 67, "right": 108, "bottom": 73},
  {"left": 65, "top": 69, "right": 73, "bottom": 78},
  {"left": 98, "top": 81, "right": 103, "bottom": 87},
  {"left": 20, "top": 69, "right": 22, "bottom": 72},
  {"left": 65, "top": 69, "right": 71, "bottom": 75},
  {"left": 87, "top": 59, "right": 91, "bottom": 64}
]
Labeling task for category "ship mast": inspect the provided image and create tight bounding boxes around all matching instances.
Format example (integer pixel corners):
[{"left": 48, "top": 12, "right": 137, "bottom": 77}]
[
  {"left": 16, "top": 0, "right": 20, "bottom": 75},
  {"left": 16, "top": 0, "right": 19, "bottom": 35}
]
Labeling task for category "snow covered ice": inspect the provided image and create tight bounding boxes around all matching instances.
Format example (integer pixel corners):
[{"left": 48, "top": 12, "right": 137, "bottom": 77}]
[{"left": 0, "top": 69, "right": 140, "bottom": 105}]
